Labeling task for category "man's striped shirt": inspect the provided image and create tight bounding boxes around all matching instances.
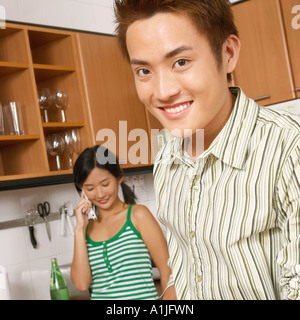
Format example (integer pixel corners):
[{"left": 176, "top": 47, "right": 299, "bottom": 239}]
[
  {"left": 86, "top": 205, "right": 159, "bottom": 300},
  {"left": 154, "top": 87, "right": 300, "bottom": 300}
]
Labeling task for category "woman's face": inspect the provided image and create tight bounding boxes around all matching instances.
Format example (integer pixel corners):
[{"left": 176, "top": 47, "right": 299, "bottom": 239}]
[{"left": 82, "top": 167, "right": 123, "bottom": 210}]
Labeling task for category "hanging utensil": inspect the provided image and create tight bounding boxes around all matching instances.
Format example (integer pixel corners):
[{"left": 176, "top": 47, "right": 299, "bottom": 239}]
[
  {"left": 60, "top": 201, "right": 74, "bottom": 236},
  {"left": 65, "top": 201, "right": 74, "bottom": 235},
  {"left": 37, "top": 201, "right": 51, "bottom": 241},
  {"left": 25, "top": 210, "right": 38, "bottom": 249}
]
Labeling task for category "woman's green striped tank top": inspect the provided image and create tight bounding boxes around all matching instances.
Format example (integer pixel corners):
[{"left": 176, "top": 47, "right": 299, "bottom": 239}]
[{"left": 86, "top": 205, "right": 159, "bottom": 300}]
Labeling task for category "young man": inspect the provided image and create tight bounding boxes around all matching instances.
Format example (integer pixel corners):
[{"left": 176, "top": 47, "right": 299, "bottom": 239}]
[{"left": 114, "top": 0, "right": 300, "bottom": 300}]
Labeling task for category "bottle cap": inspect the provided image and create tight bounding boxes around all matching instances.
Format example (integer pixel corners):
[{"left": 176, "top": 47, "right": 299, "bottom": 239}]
[{"left": 51, "top": 258, "right": 57, "bottom": 263}]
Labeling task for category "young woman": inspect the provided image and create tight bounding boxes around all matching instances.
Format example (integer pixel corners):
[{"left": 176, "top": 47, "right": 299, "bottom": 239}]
[{"left": 70, "top": 145, "right": 176, "bottom": 300}]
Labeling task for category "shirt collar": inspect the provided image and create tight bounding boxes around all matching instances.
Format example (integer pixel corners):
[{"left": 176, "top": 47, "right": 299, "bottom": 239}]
[
  {"left": 157, "top": 87, "right": 259, "bottom": 170},
  {"left": 210, "top": 87, "right": 259, "bottom": 170}
]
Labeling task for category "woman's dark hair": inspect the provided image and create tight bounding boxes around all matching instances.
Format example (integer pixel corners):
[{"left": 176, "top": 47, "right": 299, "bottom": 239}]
[{"left": 73, "top": 145, "right": 136, "bottom": 205}]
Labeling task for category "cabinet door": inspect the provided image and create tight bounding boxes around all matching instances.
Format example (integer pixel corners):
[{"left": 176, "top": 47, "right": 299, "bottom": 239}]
[
  {"left": 280, "top": 0, "right": 300, "bottom": 98},
  {"left": 232, "top": 0, "right": 294, "bottom": 105},
  {"left": 77, "top": 33, "right": 151, "bottom": 168}
]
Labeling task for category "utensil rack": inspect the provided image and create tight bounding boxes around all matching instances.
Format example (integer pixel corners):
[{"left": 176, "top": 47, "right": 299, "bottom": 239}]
[{"left": 0, "top": 211, "right": 61, "bottom": 230}]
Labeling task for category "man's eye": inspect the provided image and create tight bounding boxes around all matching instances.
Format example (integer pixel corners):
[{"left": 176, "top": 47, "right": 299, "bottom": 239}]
[
  {"left": 174, "top": 59, "right": 188, "bottom": 68},
  {"left": 137, "top": 68, "right": 150, "bottom": 76}
]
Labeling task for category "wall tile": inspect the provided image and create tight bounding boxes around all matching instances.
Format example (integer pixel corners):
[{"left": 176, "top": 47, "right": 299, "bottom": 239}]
[
  {"left": 6, "top": 262, "right": 33, "bottom": 300},
  {"left": 29, "top": 257, "right": 52, "bottom": 300},
  {"left": 0, "top": 190, "right": 22, "bottom": 222},
  {"left": 0, "top": 227, "right": 28, "bottom": 265}
]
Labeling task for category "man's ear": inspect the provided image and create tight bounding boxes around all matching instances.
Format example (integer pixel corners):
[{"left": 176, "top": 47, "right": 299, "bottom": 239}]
[{"left": 224, "top": 34, "right": 241, "bottom": 74}]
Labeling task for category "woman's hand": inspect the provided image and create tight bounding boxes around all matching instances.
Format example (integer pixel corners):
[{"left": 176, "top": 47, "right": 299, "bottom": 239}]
[
  {"left": 71, "top": 191, "right": 93, "bottom": 292},
  {"left": 74, "top": 191, "right": 92, "bottom": 230}
]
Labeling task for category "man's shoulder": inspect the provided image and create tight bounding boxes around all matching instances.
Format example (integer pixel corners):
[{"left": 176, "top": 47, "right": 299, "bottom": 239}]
[{"left": 257, "top": 105, "right": 300, "bottom": 134}]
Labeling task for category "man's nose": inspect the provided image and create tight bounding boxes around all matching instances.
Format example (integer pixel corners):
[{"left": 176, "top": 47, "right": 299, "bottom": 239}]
[{"left": 154, "top": 71, "right": 181, "bottom": 102}]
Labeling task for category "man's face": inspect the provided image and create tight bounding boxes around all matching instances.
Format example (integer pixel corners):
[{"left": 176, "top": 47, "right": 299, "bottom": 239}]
[{"left": 126, "top": 12, "right": 238, "bottom": 142}]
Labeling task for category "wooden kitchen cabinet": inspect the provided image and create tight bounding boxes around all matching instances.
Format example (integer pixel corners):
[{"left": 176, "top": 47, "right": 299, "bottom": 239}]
[
  {"left": 0, "top": 23, "right": 93, "bottom": 181},
  {"left": 76, "top": 33, "right": 151, "bottom": 168},
  {"left": 232, "top": 0, "right": 295, "bottom": 105},
  {"left": 0, "top": 22, "right": 157, "bottom": 186},
  {"left": 280, "top": 0, "right": 300, "bottom": 99}
]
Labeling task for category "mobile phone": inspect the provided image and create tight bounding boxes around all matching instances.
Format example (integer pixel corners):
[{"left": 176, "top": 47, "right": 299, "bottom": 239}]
[{"left": 81, "top": 189, "right": 97, "bottom": 220}]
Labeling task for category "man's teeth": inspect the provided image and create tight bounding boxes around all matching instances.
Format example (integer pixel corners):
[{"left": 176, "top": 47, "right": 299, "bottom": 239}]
[{"left": 165, "top": 103, "right": 190, "bottom": 114}]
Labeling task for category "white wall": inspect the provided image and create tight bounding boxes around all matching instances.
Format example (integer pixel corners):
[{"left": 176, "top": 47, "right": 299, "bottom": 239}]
[{"left": 0, "top": 0, "right": 116, "bottom": 34}]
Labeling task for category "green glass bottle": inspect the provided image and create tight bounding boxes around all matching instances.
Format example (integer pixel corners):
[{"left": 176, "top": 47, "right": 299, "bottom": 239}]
[{"left": 50, "top": 258, "right": 70, "bottom": 300}]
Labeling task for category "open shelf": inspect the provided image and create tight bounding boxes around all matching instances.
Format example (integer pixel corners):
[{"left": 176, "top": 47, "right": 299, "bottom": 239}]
[
  {"left": 0, "top": 134, "right": 40, "bottom": 147},
  {"left": 42, "top": 122, "right": 84, "bottom": 134},
  {"left": 0, "top": 23, "right": 92, "bottom": 182},
  {"left": 0, "top": 61, "right": 29, "bottom": 77},
  {"left": 33, "top": 63, "right": 75, "bottom": 81}
]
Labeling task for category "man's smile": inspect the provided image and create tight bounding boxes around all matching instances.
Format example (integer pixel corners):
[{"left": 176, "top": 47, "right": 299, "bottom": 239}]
[{"left": 158, "top": 101, "right": 193, "bottom": 119}]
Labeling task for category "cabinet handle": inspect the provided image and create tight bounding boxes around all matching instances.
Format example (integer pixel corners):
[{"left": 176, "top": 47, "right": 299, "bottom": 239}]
[
  {"left": 295, "top": 88, "right": 300, "bottom": 92},
  {"left": 254, "top": 95, "right": 271, "bottom": 102}
]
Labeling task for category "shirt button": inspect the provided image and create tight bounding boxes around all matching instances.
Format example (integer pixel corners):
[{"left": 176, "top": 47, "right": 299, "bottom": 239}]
[
  {"left": 190, "top": 231, "right": 196, "bottom": 238},
  {"left": 193, "top": 185, "right": 199, "bottom": 191},
  {"left": 197, "top": 275, "right": 203, "bottom": 282}
]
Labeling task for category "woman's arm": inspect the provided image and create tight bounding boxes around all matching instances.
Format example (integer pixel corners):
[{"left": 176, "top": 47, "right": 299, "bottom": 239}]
[
  {"left": 132, "top": 205, "right": 177, "bottom": 300},
  {"left": 70, "top": 193, "right": 93, "bottom": 292}
]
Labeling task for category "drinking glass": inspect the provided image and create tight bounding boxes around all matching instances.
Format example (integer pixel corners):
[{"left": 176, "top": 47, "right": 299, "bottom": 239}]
[
  {"left": 38, "top": 88, "right": 52, "bottom": 123},
  {"left": 46, "top": 133, "right": 65, "bottom": 171},
  {"left": 0, "top": 103, "right": 4, "bottom": 135},
  {"left": 3, "top": 102, "right": 24, "bottom": 135},
  {"left": 53, "top": 89, "right": 68, "bottom": 122},
  {"left": 71, "top": 129, "right": 81, "bottom": 156},
  {"left": 64, "top": 130, "right": 74, "bottom": 169}
]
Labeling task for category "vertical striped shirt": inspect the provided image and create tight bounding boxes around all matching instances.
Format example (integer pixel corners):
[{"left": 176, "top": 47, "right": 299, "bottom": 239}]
[
  {"left": 86, "top": 205, "right": 159, "bottom": 300},
  {"left": 154, "top": 87, "right": 300, "bottom": 300}
]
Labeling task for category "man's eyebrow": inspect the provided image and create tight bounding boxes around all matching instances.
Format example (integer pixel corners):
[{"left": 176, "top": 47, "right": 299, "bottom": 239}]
[
  {"left": 130, "top": 58, "right": 149, "bottom": 66},
  {"left": 165, "top": 45, "right": 193, "bottom": 59},
  {"left": 130, "top": 45, "right": 193, "bottom": 65}
]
